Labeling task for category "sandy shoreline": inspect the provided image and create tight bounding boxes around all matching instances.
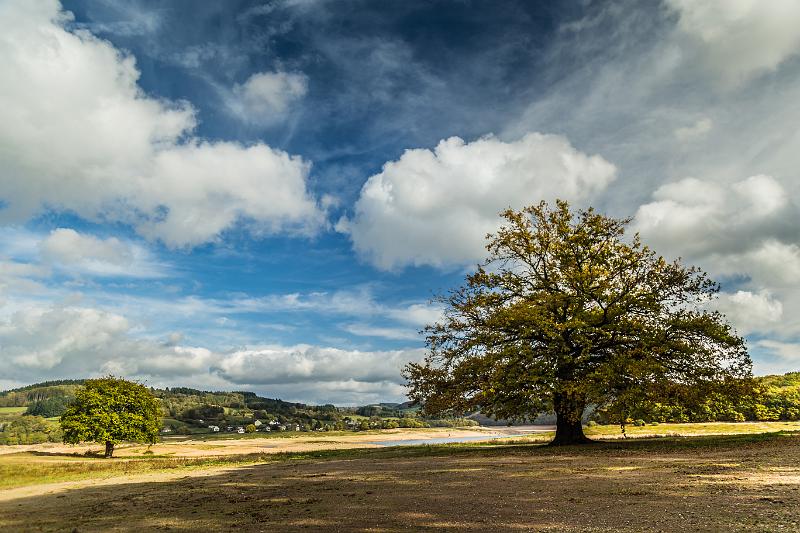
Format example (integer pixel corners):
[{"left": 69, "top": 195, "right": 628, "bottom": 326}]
[{"left": 0, "top": 426, "right": 545, "bottom": 458}]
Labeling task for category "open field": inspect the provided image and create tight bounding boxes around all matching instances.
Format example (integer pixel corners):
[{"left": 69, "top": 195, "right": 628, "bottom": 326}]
[
  {"left": 1, "top": 423, "right": 800, "bottom": 531},
  {"left": 0, "top": 406, "right": 27, "bottom": 414},
  {"left": 586, "top": 420, "right": 800, "bottom": 438},
  {"left": 0, "top": 426, "right": 514, "bottom": 461}
]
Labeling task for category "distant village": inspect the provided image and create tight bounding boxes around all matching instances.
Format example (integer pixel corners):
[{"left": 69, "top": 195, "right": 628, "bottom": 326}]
[{"left": 160, "top": 417, "right": 368, "bottom": 435}]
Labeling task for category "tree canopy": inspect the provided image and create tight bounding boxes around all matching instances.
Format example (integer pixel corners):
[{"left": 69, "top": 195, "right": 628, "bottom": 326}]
[
  {"left": 404, "top": 201, "right": 751, "bottom": 445},
  {"left": 60, "top": 376, "right": 161, "bottom": 457}
]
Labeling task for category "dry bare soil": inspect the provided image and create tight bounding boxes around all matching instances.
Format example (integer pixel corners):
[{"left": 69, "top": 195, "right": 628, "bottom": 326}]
[{"left": 2, "top": 429, "right": 800, "bottom": 532}]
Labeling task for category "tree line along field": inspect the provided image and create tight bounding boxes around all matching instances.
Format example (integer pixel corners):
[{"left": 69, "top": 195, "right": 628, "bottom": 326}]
[{"left": 3, "top": 373, "right": 800, "bottom": 446}]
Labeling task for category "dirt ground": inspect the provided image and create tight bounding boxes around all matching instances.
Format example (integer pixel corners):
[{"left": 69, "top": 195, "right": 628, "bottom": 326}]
[
  {"left": 0, "top": 426, "right": 525, "bottom": 458},
  {"left": 1, "top": 432, "right": 799, "bottom": 532}
]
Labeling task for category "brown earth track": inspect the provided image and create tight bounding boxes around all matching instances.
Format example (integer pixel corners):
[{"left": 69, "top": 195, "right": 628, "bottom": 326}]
[{"left": 1, "top": 433, "right": 799, "bottom": 532}]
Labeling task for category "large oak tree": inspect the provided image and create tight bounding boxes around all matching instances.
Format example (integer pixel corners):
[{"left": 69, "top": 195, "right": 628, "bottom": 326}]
[
  {"left": 405, "top": 201, "right": 751, "bottom": 445},
  {"left": 61, "top": 376, "right": 161, "bottom": 457}
]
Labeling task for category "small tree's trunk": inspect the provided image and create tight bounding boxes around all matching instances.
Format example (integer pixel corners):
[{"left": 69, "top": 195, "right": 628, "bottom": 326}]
[
  {"left": 551, "top": 391, "right": 591, "bottom": 446},
  {"left": 104, "top": 441, "right": 114, "bottom": 458}
]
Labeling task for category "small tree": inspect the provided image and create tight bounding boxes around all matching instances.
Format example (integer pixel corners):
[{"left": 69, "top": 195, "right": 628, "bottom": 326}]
[
  {"left": 60, "top": 376, "right": 161, "bottom": 457},
  {"left": 404, "top": 201, "right": 751, "bottom": 445}
]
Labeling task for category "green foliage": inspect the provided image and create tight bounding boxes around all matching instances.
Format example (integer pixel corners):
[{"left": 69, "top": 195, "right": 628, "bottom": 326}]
[
  {"left": 593, "top": 373, "right": 800, "bottom": 424},
  {"left": 60, "top": 377, "right": 161, "bottom": 451},
  {"left": 26, "top": 396, "right": 70, "bottom": 418},
  {"left": 405, "top": 201, "right": 751, "bottom": 444},
  {"left": 245, "top": 424, "right": 256, "bottom": 433},
  {"left": 181, "top": 405, "right": 225, "bottom": 421},
  {"left": 397, "top": 417, "right": 428, "bottom": 428},
  {"left": 633, "top": 419, "right": 646, "bottom": 427},
  {"left": 155, "top": 388, "right": 342, "bottom": 429},
  {"left": 0, "top": 382, "right": 82, "bottom": 408},
  {"left": 426, "top": 418, "right": 478, "bottom": 427},
  {"left": 0, "top": 415, "right": 62, "bottom": 445},
  {"left": 356, "top": 404, "right": 404, "bottom": 417}
]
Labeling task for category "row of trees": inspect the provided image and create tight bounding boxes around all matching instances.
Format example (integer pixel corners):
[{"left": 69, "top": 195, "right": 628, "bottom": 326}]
[{"left": 594, "top": 377, "right": 800, "bottom": 424}]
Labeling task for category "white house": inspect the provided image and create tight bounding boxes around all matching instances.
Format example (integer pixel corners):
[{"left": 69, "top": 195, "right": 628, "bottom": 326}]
[{"left": 208, "top": 425, "right": 220, "bottom": 432}]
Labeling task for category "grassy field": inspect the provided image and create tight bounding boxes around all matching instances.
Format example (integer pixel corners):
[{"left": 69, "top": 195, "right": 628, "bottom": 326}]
[
  {"left": 1, "top": 429, "right": 799, "bottom": 531},
  {"left": 3, "top": 422, "right": 800, "bottom": 490},
  {"left": 161, "top": 428, "right": 390, "bottom": 442},
  {"left": 0, "top": 406, "right": 27, "bottom": 414},
  {"left": 586, "top": 420, "right": 800, "bottom": 438}
]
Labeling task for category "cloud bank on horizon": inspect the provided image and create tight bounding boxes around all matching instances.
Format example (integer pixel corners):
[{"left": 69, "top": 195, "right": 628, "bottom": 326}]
[{"left": 1, "top": 0, "right": 799, "bottom": 403}]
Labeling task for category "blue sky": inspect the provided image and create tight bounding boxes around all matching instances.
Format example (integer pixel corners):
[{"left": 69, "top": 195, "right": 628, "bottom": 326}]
[{"left": 2, "top": 0, "right": 800, "bottom": 404}]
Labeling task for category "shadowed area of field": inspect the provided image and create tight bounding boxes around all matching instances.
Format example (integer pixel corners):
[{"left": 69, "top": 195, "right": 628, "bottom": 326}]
[{"left": 1, "top": 433, "right": 799, "bottom": 532}]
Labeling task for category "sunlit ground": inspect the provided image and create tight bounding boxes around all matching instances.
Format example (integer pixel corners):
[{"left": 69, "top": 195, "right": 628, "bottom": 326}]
[{"left": 1, "top": 423, "right": 799, "bottom": 531}]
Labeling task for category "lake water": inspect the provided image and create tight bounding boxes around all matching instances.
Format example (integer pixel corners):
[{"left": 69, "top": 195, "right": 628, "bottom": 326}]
[{"left": 369, "top": 434, "right": 523, "bottom": 447}]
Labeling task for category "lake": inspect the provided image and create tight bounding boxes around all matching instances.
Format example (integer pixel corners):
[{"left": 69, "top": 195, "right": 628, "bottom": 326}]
[{"left": 369, "top": 434, "right": 524, "bottom": 447}]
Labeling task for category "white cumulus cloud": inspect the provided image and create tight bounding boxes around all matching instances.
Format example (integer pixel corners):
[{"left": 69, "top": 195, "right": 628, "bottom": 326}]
[
  {"left": 667, "top": 0, "right": 800, "bottom": 85},
  {"left": 0, "top": 299, "right": 424, "bottom": 403},
  {"left": 634, "top": 174, "right": 800, "bottom": 342},
  {"left": 339, "top": 133, "right": 616, "bottom": 270},
  {"left": 0, "top": 0, "right": 323, "bottom": 247},
  {"left": 715, "top": 291, "right": 783, "bottom": 336},
  {"left": 212, "top": 344, "right": 424, "bottom": 385},
  {"left": 634, "top": 175, "right": 797, "bottom": 266},
  {"left": 40, "top": 228, "right": 166, "bottom": 278}
]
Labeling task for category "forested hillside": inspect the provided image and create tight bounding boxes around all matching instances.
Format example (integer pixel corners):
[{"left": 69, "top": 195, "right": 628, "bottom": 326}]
[{"left": 0, "top": 381, "right": 463, "bottom": 444}]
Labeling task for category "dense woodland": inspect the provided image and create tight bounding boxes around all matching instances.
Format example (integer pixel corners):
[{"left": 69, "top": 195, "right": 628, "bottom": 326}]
[{"left": 2, "top": 373, "right": 800, "bottom": 445}]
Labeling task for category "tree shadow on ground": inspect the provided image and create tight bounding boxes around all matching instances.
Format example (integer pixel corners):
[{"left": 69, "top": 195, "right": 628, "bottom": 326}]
[{"left": 2, "top": 433, "right": 799, "bottom": 532}]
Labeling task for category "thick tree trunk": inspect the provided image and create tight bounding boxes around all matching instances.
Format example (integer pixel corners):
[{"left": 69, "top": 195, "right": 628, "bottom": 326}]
[
  {"left": 104, "top": 441, "right": 114, "bottom": 458},
  {"left": 550, "top": 391, "right": 592, "bottom": 446}
]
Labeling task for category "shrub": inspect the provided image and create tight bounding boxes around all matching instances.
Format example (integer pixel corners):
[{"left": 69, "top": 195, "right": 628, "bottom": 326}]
[
  {"left": 426, "top": 418, "right": 478, "bottom": 428},
  {"left": 649, "top": 421, "right": 659, "bottom": 426},
  {"left": 0, "top": 416, "right": 62, "bottom": 444},
  {"left": 396, "top": 417, "right": 427, "bottom": 428},
  {"left": 633, "top": 419, "right": 646, "bottom": 427}
]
